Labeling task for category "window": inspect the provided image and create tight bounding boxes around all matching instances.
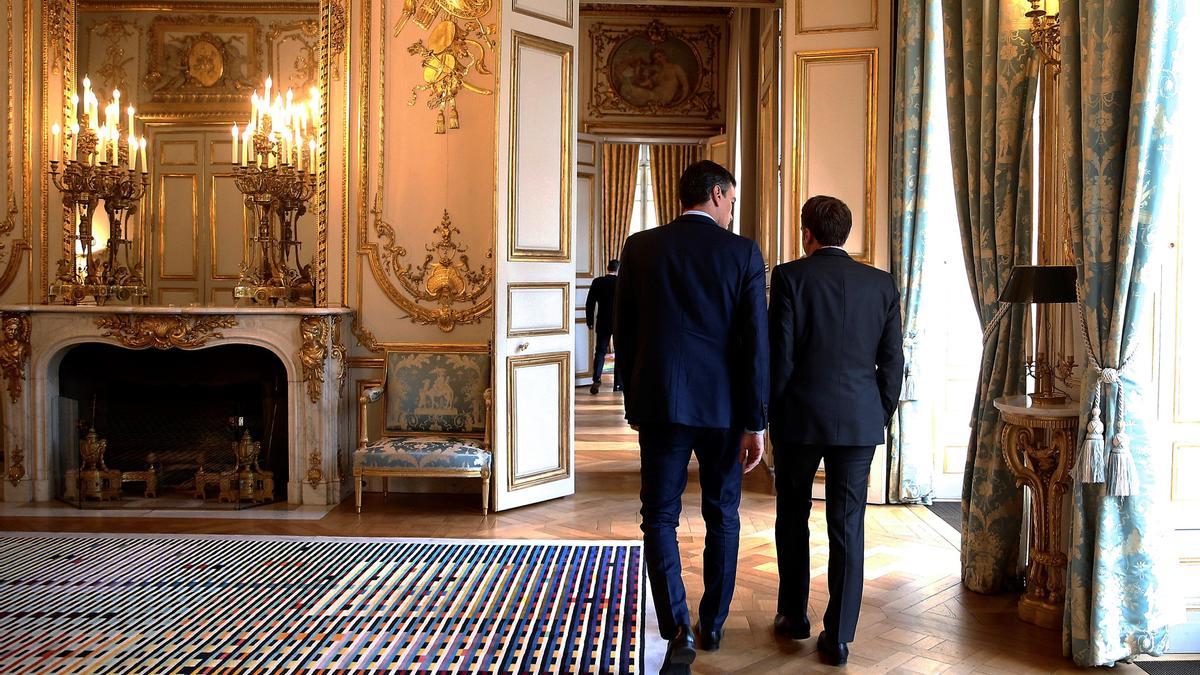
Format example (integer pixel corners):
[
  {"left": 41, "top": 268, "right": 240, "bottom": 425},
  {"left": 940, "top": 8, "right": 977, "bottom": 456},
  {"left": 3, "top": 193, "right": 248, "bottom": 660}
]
[{"left": 627, "top": 144, "right": 658, "bottom": 235}]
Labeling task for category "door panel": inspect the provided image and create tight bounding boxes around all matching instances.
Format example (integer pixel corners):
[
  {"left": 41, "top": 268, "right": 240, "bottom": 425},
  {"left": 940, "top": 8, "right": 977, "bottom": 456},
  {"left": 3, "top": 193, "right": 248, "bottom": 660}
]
[{"left": 491, "top": 4, "right": 578, "bottom": 511}]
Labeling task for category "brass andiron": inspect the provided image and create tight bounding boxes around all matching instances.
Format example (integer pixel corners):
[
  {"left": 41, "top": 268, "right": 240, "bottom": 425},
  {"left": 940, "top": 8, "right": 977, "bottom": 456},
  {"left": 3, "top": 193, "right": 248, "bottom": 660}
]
[
  {"left": 63, "top": 427, "right": 122, "bottom": 501},
  {"left": 232, "top": 79, "right": 318, "bottom": 306},
  {"left": 218, "top": 430, "right": 275, "bottom": 503},
  {"left": 48, "top": 77, "right": 149, "bottom": 305}
]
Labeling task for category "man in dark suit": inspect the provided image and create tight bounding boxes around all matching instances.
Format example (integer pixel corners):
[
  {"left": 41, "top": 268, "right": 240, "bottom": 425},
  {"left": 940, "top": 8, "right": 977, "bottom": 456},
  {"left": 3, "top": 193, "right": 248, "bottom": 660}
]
[
  {"left": 614, "top": 161, "right": 768, "bottom": 674},
  {"left": 768, "top": 195, "right": 903, "bottom": 666},
  {"left": 585, "top": 259, "right": 621, "bottom": 395}
]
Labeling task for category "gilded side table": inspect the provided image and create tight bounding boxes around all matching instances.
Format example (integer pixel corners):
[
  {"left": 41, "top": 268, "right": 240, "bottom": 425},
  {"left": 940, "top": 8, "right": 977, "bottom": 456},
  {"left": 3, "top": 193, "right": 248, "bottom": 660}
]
[{"left": 993, "top": 395, "right": 1078, "bottom": 630}]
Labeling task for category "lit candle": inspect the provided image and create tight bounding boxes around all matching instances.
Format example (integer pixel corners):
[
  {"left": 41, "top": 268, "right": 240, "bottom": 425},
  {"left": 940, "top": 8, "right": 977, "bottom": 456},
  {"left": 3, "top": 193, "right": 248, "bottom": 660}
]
[
  {"left": 242, "top": 129, "right": 250, "bottom": 166},
  {"left": 68, "top": 123, "right": 78, "bottom": 160},
  {"left": 264, "top": 76, "right": 272, "bottom": 106},
  {"left": 231, "top": 124, "right": 239, "bottom": 164},
  {"left": 70, "top": 94, "right": 79, "bottom": 129},
  {"left": 308, "top": 138, "right": 316, "bottom": 174},
  {"left": 98, "top": 127, "right": 108, "bottom": 164},
  {"left": 139, "top": 136, "right": 147, "bottom": 172},
  {"left": 127, "top": 105, "right": 134, "bottom": 135},
  {"left": 128, "top": 134, "right": 136, "bottom": 170},
  {"left": 51, "top": 123, "right": 61, "bottom": 160}
]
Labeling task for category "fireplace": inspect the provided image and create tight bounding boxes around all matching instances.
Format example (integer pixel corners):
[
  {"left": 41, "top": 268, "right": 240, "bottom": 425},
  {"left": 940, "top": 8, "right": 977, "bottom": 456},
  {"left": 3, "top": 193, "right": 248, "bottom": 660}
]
[
  {"left": 56, "top": 344, "right": 289, "bottom": 507},
  {"left": 0, "top": 306, "right": 352, "bottom": 507}
]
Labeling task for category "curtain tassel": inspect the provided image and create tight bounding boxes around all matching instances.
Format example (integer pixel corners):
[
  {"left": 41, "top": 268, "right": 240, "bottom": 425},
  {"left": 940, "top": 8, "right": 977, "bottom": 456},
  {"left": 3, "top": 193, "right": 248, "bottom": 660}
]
[
  {"left": 1078, "top": 401, "right": 1106, "bottom": 484},
  {"left": 435, "top": 110, "right": 446, "bottom": 135},
  {"left": 1105, "top": 426, "right": 1137, "bottom": 497},
  {"left": 447, "top": 101, "right": 460, "bottom": 130}
]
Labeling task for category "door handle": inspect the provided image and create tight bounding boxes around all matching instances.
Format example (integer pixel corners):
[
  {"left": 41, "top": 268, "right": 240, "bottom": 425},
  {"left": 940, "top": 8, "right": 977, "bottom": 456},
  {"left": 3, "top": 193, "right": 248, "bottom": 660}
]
[{"left": 515, "top": 341, "right": 530, "bottom": 353}]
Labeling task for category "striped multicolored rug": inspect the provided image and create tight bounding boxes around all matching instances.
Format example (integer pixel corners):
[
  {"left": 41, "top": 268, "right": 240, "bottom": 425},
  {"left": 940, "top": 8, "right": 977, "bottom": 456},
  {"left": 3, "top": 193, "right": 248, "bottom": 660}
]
[{"left": 0, "top": 533, "right": 646, "bottom": 673}]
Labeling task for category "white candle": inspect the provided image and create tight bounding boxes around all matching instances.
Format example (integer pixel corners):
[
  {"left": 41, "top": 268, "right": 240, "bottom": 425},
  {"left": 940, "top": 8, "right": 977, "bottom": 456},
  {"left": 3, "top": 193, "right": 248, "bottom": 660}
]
[
  {"left": 127, "top": 105, "right": 134, "bottom": 135},
  {"left": 264, "top": 76, "right": 272, "bottom": 105},
  {"left": 128, "top": 134, "right": 136, "bottom": 169},
  {"left": 97, "top": 128, "right": 107, "bottom": 164},
  {"left": 70, "top": 94, "right": 79, "bottom": 129},
  {"left": 139, "top": 136, "right": 147, "bottom": 172},
  {"left": 51, "top": 123, "right": 61, "bottom": 160},
  {"left": 231, "top": 124, "right": 239, "bottom": 164}
]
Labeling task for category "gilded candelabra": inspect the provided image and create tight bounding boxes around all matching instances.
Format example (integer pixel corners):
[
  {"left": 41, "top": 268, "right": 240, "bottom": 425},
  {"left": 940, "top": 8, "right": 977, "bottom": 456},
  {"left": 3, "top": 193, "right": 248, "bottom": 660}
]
[
  {"left": 232, "top": 79, "right": 318, "bottom": 305},
  {"left": 48, "top": 79, "right": 150, "bottom": 305},
  {"left": 1026, "top": 0, "right": 1061, "bottom": 67}
]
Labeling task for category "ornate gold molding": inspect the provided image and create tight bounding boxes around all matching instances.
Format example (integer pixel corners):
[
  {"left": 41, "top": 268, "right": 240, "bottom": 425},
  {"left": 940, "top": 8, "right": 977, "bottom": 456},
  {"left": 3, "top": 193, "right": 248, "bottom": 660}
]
[
  {"left": 351, "top": 317, "right": 384, "bottom": 353},
  {"left": 330, "top": 314, "right": 347, "bottom": 396},
  {"left": 299, "top": 315, "right": 328, "bottom": 402},
  {"left": 6, "top": 446, "right": 24, "bottom": 486},
  {"left": 45, "top": 0, "right": 72, "bottom": 74},
  {"left": 95, "top": 314, "right": 237, "bottom": 349},
  {"left": 0, "top": 312, "right": 30, "bottom": 403}
]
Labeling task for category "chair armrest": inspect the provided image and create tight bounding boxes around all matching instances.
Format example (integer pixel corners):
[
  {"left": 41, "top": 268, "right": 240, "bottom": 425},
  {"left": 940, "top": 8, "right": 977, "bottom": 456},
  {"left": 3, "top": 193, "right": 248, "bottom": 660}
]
[{"left": 358, "top": 385, "right": 384, "bottom": 451}]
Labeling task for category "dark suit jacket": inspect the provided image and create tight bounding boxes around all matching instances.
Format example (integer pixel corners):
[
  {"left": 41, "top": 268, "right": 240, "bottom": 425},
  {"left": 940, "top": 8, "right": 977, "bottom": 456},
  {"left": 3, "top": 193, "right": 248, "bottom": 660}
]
[
  {"left": 585, "top": 274, "right": 618, "bottom": 334},
  {"left": 768, "top": 247, "right": 903, "bottom": 446},
  {"left": 614, "top": 214, "right": 768, "bottom": 431}
]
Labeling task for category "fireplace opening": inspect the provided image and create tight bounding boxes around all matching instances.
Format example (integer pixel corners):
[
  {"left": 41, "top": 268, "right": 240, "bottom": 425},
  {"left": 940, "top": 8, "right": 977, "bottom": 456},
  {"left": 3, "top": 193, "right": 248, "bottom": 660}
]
[{"left": 56, "top": 343, "right": 288, "bottom": 508}]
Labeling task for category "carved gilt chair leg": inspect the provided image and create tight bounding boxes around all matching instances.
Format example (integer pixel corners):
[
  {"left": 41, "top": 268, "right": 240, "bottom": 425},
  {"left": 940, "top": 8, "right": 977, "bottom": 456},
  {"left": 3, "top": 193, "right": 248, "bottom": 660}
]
[
  {"left": 354, "top": 467, "right": 363, "bottom": 514},
  {"left": 481, "top": 467, "right": 491, "bottom": 516}
]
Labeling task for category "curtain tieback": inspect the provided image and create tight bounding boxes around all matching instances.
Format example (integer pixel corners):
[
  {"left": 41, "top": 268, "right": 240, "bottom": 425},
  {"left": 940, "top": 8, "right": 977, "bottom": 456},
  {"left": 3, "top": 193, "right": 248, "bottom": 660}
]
[{"left": 1075, "top": 292, "right": 1139, "bottom": 497}]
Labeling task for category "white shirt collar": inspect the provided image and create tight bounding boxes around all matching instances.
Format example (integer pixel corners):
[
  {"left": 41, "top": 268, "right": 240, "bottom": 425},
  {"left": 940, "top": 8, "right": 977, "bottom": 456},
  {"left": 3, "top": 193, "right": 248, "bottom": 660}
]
[{"left": 681, "top": 210, "right": 718, "bottom": 223}]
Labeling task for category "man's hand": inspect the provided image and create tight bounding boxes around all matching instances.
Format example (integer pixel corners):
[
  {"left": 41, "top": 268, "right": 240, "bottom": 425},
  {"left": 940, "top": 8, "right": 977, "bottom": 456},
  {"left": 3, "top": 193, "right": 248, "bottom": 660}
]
[{"left": 740, "top": 431, "right": 764, "bottom": 474}]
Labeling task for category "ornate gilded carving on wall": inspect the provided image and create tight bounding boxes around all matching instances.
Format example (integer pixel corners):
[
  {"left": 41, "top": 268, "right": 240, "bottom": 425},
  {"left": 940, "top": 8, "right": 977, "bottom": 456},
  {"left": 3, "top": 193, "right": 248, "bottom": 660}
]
[
  {"left": 328, "top": 0, "right": 348, "bottom": 79},
  {"left": 144, "top": 16, "right": 262, "bottom": 105},
  {"left": 583, "top": 16, "right": 726, "bottom": 135},
  {"left": 331, "top": 315, "right": 348, "bottom": 396},
  {"left": 0, "top": 313, "right": 30, "bottom": 403},
  {"left": 6, "top": 446, "right": 24, "bottom": 487},
  {"left": 95, "top": 314, "right": 237, "bottom": 349},
  {"left": 395, "top": 0, "right": 495, "bottom": 133},
  {"left": 299, "top": 316, "right": 328, "bottom": 403},
  {"left": 267, "top": 20, "right": 319, "bottom": 91},
  {"left": 87, "top": 17, "right": 141, "bottom": 95},
  {"left": 45, "top": 0, "right": 72, "bottom": 74},
  {"left": 376, "top": 209, "right": 493, "bottom": 332},
  {"left": 306, "top": 450, "right": 323, "bottom": 488}
]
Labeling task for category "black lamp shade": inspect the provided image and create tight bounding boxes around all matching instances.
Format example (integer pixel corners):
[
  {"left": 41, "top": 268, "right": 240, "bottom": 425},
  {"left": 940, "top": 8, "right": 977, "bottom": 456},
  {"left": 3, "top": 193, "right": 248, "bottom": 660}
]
[{"left": 999, "top": 265, "right": 1078, "bottom": 304}]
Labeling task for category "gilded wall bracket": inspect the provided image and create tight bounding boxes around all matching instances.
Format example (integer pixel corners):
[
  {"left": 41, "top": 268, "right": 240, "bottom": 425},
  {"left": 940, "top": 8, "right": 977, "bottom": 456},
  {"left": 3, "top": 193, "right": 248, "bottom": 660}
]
[
  {"left": 95, "top": 315, "right": 237, "bottom": 349},
  {"left": 6, "top": 447, "right": 24, "bottom": 487}
]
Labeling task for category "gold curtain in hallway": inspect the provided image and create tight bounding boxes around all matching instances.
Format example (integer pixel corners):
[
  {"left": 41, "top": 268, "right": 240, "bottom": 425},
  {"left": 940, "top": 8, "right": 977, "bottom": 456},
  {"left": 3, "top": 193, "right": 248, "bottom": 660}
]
[
  {"left": 601, "top": 143, "right": 639, "bottom": 264},
  {"left": 649, "top": 144, "right": 702, "bottom": 227}
]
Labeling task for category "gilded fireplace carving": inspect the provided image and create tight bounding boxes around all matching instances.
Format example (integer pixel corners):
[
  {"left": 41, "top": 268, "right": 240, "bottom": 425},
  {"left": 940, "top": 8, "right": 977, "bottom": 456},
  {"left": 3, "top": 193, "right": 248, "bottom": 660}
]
[
  {"left": 299, "top": 315, "right": 327, "bottom": 403},
  {"left": 0, "top": 312, "right": 30, "bottom": 402},
  {"left": 95, "top": 314, "right": 238, "bottom": 349}
]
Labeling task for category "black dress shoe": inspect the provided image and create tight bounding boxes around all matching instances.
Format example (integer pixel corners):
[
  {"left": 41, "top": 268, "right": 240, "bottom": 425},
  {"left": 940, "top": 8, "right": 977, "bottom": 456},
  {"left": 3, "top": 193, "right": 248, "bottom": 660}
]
[
  {"left": 773, "top": 613, "right": 811, "bottom": 640},
  {"left": 696, "top": 622, "right": 722, "bottom": 651},
  {"left": 816, "top": 631, "right": 849, "bottom": 666},
  {"left": 661, "top": 625, "right": 696, "bottom": 674},
  {"left": 589, "top": 382, "right": 600, "bottom": 395},
  {"left": 613, "top": 384, "right": 623, "bottom": 392}
]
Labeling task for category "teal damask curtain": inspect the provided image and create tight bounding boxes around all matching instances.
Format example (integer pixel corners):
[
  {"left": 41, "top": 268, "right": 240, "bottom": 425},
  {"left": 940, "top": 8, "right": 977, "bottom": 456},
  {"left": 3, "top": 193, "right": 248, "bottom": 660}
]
[
  {"left": 942, "top": 0, "right": 1036, "bottom": 593},
  {"left": 887, "top": 0, "right": 943, "bottom": 505},
  {"left": 1059, "top": 0, "right": 1186, "bottom": 665}
]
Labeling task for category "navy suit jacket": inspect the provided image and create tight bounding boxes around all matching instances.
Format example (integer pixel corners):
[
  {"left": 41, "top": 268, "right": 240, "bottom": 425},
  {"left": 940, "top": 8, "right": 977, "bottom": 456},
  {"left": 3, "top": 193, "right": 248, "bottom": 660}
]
[
  {"left": 768, "top": 247, "right": 903, "bottom": 446},
  {"left": 614, "top": 214, "right": 768, "bottom": 431},
  {"left": 585, "top": 274, "right": 618, "bottom": 334}
]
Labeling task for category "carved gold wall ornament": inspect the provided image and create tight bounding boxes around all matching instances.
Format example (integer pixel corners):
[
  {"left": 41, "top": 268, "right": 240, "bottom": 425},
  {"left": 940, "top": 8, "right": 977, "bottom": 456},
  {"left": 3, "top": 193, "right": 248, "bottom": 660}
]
[
  {"left": 6, "top": 446, "right": 24, "bottom": 487},
  {"left": 396, "top": 0, "right": 495, "bottom": 133},
  {"left": 267, "top": 20, "right": 320, "bottom": 91},
  {"left": 306, "top": 450, "right": 323, "bottom": 488},
  {"left": 95, "top": 314, "right": 237, "bottom": 349},
  {"left": 328, "top": 0, "right": 347, "bottom": 75},
  {"left": 0, "top": 313, "right": 30, "bottom": 403},
  {"left": 45, "top": 0, "right": 72, "bottom": 74},
  {"left": 143, "top": 16, "right": 262, "bottom": 104},
  {"left": 88, "top": 17, "right": 140, "bottom": 95},
  {"left": 377, "top": 209, "right": 493, "bottom": 332},
  {"left": 331, "top": 315, "right": 348, "bottom": 395},
  {"left": 299, "top": 315, "right": 328, "bottom": 402}
]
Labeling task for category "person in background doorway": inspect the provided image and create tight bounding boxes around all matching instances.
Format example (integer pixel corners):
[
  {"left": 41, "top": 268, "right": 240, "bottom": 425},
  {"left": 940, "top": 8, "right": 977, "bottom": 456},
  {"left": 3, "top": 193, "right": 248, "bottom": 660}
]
[{"left": 586, "top": 259, "right": 621, "bottom": 395}]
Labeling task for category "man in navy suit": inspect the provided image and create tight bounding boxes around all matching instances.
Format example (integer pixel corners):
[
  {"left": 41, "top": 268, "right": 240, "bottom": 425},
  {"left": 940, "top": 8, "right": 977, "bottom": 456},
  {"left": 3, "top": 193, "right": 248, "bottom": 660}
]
[
  {"left": 614, "top": 161, "right": 768, "bottom": 674},
  {"left": 585, "top": 259, "right": 621, "bottom": 395},
  {"left": 768, "top": 195, "right": 903, "bottom": 666}
]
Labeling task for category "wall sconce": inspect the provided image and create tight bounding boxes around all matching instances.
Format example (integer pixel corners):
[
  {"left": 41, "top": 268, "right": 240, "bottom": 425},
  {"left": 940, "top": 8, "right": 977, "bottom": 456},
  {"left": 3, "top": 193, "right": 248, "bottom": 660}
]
[{"left": 1026, "top": 0, "right": 1061, "bottom": 66}]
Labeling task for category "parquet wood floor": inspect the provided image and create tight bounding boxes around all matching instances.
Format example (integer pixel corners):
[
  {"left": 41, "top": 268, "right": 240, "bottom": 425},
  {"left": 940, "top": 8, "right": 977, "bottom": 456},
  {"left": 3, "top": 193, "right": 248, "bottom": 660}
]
[{"left": 0, "top": 384, "right": 1144, "bottom": 674}]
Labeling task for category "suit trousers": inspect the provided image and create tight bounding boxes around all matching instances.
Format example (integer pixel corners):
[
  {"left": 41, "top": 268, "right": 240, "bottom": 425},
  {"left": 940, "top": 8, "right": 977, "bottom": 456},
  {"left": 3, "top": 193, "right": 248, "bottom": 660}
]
[
  {"left": 591, "top": 328, "right": 621, "bottom": 387},
  {"left": 638, "top": 424, "right": 742, "bottom": 639},
  {"left": 774, "top": 443, "right": 875, "bottom": 642}
]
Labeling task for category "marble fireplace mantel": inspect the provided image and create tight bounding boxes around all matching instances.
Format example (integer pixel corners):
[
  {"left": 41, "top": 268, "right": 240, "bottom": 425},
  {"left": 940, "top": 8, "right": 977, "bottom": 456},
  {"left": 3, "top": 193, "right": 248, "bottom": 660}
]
[{"left": 0, "top": 305, "right": 355, "bottom": 507}]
